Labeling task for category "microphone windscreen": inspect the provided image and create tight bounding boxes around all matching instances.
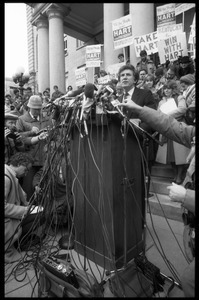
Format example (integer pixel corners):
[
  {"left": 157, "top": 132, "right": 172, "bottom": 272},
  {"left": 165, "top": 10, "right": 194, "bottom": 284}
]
[
  {"left": 68, "top": 88, "right": 84, "bottom": 97},
  {"left": 84, "top": 83, "right": 95, "bottom": 99}
]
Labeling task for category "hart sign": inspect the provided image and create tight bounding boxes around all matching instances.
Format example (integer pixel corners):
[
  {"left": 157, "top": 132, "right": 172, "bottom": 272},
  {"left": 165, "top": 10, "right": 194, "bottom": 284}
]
[
  {"left": 156, "top": 3, "right": 176, "bottom": 27},
  {"left": 75, "top": 68, "right": 87, "bottom": 87},
  {"left": 112, "top": 14, "right": 134, "bottom": 49},
  {"left": 134, "top": 31, "right": 158, "bottom": 57},
  {"left": 158, "top": 32, "right": 188, "bottom": 64},
  {"left": 85, "top": 45, "right": 101, "bottom": 68},
  {"left": 157, "top": 23, "right": 183, "bottom": 41}
]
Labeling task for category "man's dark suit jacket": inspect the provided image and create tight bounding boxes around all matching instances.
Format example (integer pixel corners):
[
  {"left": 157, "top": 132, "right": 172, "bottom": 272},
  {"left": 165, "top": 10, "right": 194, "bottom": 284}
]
[
  {"left": 128, "top": 87, "right": 157, "bottom": 161},
  {"left": 130, "top": 87, "right": 156, "bottom": 132}
]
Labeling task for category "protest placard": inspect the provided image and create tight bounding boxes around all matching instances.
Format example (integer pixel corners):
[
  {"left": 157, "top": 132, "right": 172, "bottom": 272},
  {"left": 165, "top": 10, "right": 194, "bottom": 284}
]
[
  {"left": 157, "top": 23, "right": 183, "bottom": 41},
  {"left": 85, "top": 45, "right": 101, "bottom": 68},
  {"left": 156, "top": 3, "right": 176, "bottom": 27},
  {"left": 157, "top": 32, "right": 188, "bottom": 64},
  {"left": 98, "top": 75, "right": 111, "bottom": 85},
  {"left": 112, "top": 14, "right": 134, "bottom": 50},
  {"left": 106, "top": 62, "right": 125, "bottom": 80},
  {"left": 75, "top": 67, "right": 87, "bottom": 87},
  {"left": 133, "top": 31, "right": 158, "bottom": 57}
]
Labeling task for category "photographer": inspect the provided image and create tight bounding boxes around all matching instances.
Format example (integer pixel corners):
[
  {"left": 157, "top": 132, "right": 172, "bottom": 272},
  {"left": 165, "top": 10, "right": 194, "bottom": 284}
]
[
  {"left": 5, "top": 114, "right": 25, "bottom": 164},
  {"left": 5, "top": 113, "right": 49, "bottom": 164}
]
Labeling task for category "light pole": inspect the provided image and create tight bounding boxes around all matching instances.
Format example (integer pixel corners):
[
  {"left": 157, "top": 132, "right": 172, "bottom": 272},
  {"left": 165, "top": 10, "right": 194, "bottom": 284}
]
[{"left": 12, "top": 66, "right": 30, "bottom": 96}]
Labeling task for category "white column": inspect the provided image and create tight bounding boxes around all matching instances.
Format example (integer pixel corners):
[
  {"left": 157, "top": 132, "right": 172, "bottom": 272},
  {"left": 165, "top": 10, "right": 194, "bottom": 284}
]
[
  {"left": 47, "top": 8, "right": 65, "bottom": 94},
  {"left": 129, "top": 3, "right": 154, "bottom": 67},
  {"left": 36, "top": 18, "right": 49, "bottom": 93},
  {"left": 103, "top": 3, "right": 124, "bottom": 70}
]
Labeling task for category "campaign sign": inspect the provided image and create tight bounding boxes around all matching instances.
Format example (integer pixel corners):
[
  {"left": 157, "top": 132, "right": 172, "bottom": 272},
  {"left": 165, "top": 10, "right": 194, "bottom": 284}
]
[
  {"left": 112, "top": 14, "right": 134, "bottom": 50},
  {"left": 85, "top": 45, "right": 101, "bottom": 68},
  {"left": 157, "top": 23, "right": 183, "bottom": 41},
  {"left": 75, "top": 68, "right": 87, "bottom": 87},
  {"left": 156, "top": 3, "right": 176, "bottom": 27},
  {"left": 158, "top": 32, "right": 188, "bottom": 64},
  {"left": 107, "top": 62, "right": 125, "bottom": 80},
  {"left": 133, "top": 31, "right": 158, "bottom": 57}
]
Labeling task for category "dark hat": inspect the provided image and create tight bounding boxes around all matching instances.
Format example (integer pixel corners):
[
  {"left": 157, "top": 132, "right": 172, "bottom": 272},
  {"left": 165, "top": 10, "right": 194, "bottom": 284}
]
[
  {"left": 5, "top": 113, "right": 19, "bottom": 120},
  {"left": 180, "top": 74, "right": 195, "bottom": 85},
  {"left": 140, "top": 50, "right": 147, "bottom": 56},
  {"left": 181, "top": 56, "right": 190, "bottom": 64},
  {"left": 118, "top": 53, "right": 124, "bottom": 58}
]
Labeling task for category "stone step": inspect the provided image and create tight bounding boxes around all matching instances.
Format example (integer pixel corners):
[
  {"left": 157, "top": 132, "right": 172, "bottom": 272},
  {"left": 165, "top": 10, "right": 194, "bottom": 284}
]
[
  {"left": 146, "top": 193, "right": 183, "bottom": 222},
  {"left": 149, "top": 176, "right": 173, "bottom": 195}
]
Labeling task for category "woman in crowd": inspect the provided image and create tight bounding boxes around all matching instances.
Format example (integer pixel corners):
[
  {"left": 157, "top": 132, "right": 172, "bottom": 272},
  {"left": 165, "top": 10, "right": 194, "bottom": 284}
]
[
  {"left": 142, "top": 74, "right": 160, "bottom": 107},
  {"left": 155, "top": 80, "right": 190, "bottom": 184}
]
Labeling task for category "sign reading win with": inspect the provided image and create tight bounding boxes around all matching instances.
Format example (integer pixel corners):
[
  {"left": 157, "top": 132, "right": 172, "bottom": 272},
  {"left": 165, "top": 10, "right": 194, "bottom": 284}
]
[{"left": 158, "top": 32, "right": 188, "bottom": 64}]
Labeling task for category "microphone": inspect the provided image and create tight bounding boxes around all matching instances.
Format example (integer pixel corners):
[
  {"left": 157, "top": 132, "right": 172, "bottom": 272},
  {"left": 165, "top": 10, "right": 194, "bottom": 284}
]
[
  {"left": 84, "top": 83, "right": 95, "bottom": 99},
  {"left": 44, "top": 101, "right": 57, "bottom": 109},
  {"left": 80, "top": 83, "right": 95, "bottom": 121},
  {"left": 67, "top": 87, "right": 84, "bottom": 97},
  {"left": 100, "top": 84, "right": 117, "bottom": 102},
  {"left": 109, "top": 97, "right": 126, "bottom": 118}
]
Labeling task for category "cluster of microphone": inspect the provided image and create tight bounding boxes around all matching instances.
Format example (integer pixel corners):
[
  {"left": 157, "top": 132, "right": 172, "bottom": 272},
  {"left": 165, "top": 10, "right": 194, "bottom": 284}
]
[{"left": 45, "top": 82, "right": 123, "bottom": 122}]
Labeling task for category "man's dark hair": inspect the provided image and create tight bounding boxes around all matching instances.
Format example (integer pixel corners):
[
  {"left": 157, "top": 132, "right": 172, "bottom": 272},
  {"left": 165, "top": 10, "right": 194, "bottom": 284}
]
[
  {"left": 139, "top": 68, "right": 148, "bottom": 75},
  {"left": 26, "top": 87, "right": 32, "bottom": 91},
  {"left": 118, "top": 64, "right": 139, "bottom": 82},
  {"left": 9, "top": 152, "right": 34, "bottom": 167},
  {"left": 53, "top": 85, "right": 58, "bottom": 89},
  {"left": 118, "top": 53, "right": 124, "bottom": 59}
]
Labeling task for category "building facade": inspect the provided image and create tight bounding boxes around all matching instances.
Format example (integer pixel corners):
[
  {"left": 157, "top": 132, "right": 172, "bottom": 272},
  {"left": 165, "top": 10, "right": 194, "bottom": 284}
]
[{"left": 24, "top": 3, "right": 195, "bottom": 95}]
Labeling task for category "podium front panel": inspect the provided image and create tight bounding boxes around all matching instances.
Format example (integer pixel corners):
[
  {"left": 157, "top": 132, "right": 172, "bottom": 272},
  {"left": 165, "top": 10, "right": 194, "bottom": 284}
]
[{"left": 70, "top": 117, "right": 144, "bottom": 270}]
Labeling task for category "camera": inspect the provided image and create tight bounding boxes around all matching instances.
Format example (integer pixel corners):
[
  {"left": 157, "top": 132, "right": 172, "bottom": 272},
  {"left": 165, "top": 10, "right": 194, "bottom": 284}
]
[{"left": 6, "top": 128, "right": 18, "bottom": 140}]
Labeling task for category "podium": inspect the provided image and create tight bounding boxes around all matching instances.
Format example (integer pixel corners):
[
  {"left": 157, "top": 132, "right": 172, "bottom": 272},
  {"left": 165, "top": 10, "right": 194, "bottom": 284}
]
[{"left": 70, "top": 113, "right": 144, "bottom": 270}]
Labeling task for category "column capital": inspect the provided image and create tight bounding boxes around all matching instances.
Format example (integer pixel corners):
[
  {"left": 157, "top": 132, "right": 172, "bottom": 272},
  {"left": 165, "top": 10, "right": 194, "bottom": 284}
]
[
  {"left": 46, "top": 6, "right": 68, "bottom": 21},
  {"left": 35, "top": 17, "right": 48, "bottom": 30}
]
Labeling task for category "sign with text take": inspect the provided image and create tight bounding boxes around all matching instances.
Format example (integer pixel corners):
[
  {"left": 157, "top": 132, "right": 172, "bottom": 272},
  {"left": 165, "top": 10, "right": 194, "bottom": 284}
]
[
  {"left": 112, "top": 14, "right": 134, "bottom": 50},
  {"left": 133, "top": 31, "right": 158, "bottom": 57},
  {"left": 158, "top": 32, "right": 188, "bottom": 64}
]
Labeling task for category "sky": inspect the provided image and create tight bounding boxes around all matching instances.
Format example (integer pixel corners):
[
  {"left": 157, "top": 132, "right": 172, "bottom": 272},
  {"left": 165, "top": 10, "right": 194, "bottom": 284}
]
[{"left": 5, "top": 3, "right": 29, "bottom": 78}]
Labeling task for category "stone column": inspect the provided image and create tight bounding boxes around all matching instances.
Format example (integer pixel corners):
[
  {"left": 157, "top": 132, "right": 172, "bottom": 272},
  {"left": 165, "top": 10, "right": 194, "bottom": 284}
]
[
  {"left": 103, "top": 3, "right": 124, "bottom": 71},
  {"left": 36, "top": 18, "right": 49, "bottom": 93},
  {"left": 46, "top": 7, "right": 65, "bottom": 94},
  {"left": 129, "top": 3, "right": 154, "bottom": 67}
]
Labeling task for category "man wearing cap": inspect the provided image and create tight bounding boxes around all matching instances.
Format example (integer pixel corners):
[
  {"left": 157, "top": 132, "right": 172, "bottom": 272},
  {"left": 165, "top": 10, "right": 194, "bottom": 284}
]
[
  {"left": 178, "top": 56, "right": 195, "bottom": 77},
  {"left": 16, "top": 95, "right": 54, "bottom": 201}
]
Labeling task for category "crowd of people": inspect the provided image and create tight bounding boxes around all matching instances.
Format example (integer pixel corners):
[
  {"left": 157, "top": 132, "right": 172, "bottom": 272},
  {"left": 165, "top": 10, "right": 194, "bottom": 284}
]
[{"left": 5, "top": 51, "right": 195, "bottom": 297}]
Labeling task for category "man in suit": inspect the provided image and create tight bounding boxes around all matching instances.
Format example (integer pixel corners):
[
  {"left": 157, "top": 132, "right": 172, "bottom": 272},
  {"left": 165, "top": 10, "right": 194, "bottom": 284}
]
[{"left": 118, "top": 64, "right": 157, "bottom": 198}]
